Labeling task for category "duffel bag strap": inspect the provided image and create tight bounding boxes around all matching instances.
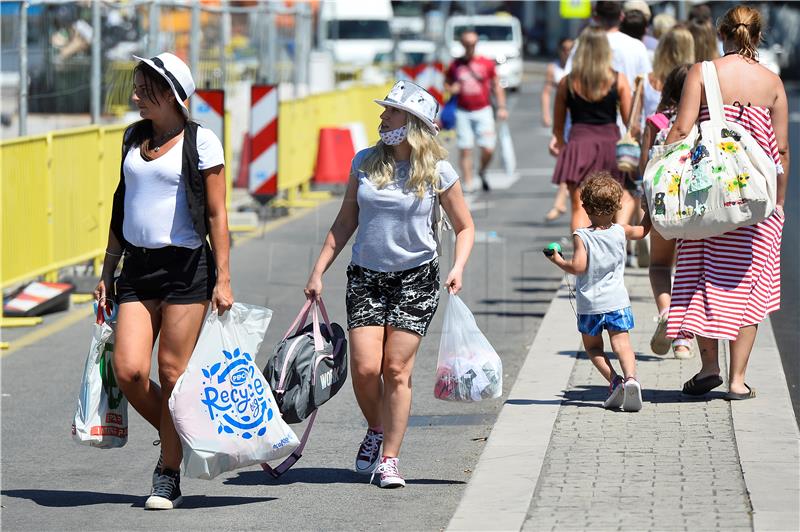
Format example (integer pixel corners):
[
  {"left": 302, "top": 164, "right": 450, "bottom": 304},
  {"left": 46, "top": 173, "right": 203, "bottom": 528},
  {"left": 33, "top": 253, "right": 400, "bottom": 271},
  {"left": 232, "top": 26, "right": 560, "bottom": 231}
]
[
  {"left": 283, "top": 299, "right": 314, "bottom": 341},
  {"left": 261, "top": 409, "right": 318, "bottom": 478},
  {"left": 315, "top": 298, "right": 335, "bottom": 337}
]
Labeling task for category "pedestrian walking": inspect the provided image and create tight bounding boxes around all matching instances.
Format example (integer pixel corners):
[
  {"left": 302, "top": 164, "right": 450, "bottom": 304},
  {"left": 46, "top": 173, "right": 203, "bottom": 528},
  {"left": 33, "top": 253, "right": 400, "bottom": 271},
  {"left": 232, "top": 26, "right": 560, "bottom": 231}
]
[
  {"left": 541, "top": 37, "right": 574, "bottom": 223},
  {"left": 642, "top": 26, "right": 695, "bottom": 119},
  {"left": 444, "top": 29, "right": 508, "bottom": 193},
  {"left": 664, "top": 5, "right": 788, "bottom": 399},
  {"left": 544, "top": 172, "right": 651, "bottom": 411},
  {"left": 638, "top": 64, "right": 694, "bottom": 359},
  {"left": 304, "top": 81, "right": 475, "bottom": 488},
  {"left": 550, "top": 26, "right": 633, "bottom": 232},
  {"left": 563, "top": 1, "right": 652, "bottom": 252},
  {"left": 93, "top": 52, "right": 232, "bottom": 510}
]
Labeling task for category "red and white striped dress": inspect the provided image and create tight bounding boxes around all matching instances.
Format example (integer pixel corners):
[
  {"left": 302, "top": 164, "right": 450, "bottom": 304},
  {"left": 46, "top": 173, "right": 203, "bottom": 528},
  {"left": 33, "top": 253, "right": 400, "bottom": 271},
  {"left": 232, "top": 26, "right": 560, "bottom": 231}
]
[{"left": 667, "top": 104, "right": 784, "bottom": 341}]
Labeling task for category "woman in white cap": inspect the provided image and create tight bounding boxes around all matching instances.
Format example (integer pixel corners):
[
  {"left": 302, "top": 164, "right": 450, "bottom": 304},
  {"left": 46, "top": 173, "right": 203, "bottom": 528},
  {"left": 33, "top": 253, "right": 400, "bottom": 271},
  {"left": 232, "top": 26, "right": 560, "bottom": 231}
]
[
  {"left": 93, "top": 52, "right": 232, "bottom": 510},
  {"left": 305, "top": 81, "right": 475, "bottom": 488}
]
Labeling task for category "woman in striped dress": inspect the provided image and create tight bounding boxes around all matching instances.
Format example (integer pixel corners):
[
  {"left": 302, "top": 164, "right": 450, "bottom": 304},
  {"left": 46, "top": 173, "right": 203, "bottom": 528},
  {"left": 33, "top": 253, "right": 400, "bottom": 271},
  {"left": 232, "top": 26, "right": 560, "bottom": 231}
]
[{"left": 664, "top": 5, "right": 789, "bottom": 400}]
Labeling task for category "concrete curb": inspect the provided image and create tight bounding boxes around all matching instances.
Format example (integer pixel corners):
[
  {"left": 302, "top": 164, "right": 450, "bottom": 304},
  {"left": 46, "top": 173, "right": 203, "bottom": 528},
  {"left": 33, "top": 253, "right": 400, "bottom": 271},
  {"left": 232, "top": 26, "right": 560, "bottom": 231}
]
[
  {"left": 729, "top": 318, "right": 800, "bottom": 531},
  {"left": 447, "top": 283, "right": 577, "bottom": 531}
]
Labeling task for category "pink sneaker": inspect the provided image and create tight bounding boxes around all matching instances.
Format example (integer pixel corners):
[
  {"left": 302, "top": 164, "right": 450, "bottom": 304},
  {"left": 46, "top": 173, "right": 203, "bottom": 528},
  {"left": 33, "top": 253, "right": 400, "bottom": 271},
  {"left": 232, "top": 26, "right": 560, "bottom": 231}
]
[
  {"left": 354, "top": 429, "right": 383, "bottom": 474},
  {"left": 370, "top": 456, "right": 406, "bottom": 489}
]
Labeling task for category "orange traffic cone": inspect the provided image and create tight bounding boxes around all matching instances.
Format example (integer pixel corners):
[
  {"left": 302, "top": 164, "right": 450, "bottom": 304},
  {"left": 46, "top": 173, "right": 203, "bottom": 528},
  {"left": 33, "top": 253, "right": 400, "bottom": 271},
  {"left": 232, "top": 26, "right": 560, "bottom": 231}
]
[{"left": 314, "top": 128, "right": 356, "bottom": 184}]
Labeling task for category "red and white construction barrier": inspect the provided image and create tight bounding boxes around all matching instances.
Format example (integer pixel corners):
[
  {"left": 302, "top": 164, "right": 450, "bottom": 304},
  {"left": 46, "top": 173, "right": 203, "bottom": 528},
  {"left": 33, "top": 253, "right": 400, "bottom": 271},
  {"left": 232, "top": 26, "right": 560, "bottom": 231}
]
[
  {"left": 3, "top": 282, "right": 74, "bottom": 317},
  {"left": 191, "top": 89, "right": 225, "bottom": 146},
  {"left": 396, "top": 63, "right": 444, "bottom": 104},
  {"left": 249, "top": 85, "right": 278, "bottom": 196}
]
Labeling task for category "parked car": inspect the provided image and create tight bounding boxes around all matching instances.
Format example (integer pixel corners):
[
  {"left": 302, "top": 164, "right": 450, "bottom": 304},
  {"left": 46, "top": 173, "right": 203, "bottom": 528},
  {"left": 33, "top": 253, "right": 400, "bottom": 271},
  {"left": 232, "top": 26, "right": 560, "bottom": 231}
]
[{"left": 444, "top": 14, "right": 523, "bottom": 91}]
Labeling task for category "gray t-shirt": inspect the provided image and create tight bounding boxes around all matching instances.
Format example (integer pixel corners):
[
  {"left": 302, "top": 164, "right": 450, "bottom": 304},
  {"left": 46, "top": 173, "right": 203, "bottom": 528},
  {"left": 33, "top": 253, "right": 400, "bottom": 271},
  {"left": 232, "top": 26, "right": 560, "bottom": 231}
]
[
  {"left": 350, "top": 148, "right": 459, "bottom": 272},
  {"left": 573, "top": 224, "right": 630, "bottom": 315}
]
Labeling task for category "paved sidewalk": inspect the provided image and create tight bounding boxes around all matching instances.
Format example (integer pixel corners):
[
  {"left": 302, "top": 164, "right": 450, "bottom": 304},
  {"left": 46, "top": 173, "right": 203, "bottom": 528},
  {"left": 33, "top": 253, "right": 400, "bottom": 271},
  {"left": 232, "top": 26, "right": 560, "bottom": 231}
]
[{"left": 450, "top": 269, "right": 799, "bottom": 531}]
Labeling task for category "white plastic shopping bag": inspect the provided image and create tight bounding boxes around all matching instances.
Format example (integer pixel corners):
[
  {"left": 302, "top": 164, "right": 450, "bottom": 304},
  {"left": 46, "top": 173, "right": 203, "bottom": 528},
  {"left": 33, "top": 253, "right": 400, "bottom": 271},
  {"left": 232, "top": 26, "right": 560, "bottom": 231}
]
[
  {"left": 498, "top": 121, "right": 517, "bottom": 177},
  {"left": 169, "top": 303, "right": 300, "bottom": 480},
  {"left": 434, "top": 294, "right": 503, "bottom": 402},
  {"left": 72, "top": 304, "right": 128, "bottom": 448}
]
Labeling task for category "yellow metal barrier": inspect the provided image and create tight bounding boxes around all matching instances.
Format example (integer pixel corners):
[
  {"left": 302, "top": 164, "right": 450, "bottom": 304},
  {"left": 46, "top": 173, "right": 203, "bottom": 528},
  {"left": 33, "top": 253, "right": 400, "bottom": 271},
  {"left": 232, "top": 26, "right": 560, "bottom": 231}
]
[{"left": 0, "top": 83, "right": 391, "bottom": 335}]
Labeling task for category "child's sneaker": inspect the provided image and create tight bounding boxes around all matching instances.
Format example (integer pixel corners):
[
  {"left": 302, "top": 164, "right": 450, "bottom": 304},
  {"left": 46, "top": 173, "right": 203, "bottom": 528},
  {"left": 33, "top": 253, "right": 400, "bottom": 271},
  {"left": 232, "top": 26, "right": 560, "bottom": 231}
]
[
  {"left": 145, "top": 468, "right": 182, "bottom": 510},
  {"left": 354, "top": 428, "right": 383, "bottom": 474},
  {"left": 370, "top": 456, "right": 406, "bottom": 489},
  {"left": 603, "top": 375, "right": 625, "bottom": 409},
  {"left": 622, "top": 377, "right": 643, "bottom": 412}
]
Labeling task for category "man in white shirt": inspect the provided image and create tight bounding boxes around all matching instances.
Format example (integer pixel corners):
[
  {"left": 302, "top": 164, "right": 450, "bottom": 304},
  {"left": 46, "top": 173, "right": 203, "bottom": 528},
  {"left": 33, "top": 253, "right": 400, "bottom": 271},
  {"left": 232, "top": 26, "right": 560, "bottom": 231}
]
[{"left": 564, "top": 1, "right": 651, "bottom": 88}]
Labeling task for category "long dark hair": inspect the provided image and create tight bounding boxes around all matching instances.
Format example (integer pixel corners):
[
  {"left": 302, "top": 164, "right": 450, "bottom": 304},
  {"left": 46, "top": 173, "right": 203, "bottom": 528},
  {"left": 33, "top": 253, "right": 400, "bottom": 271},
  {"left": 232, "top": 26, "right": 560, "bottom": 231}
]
[{"left": 656, "top": 64, "right": 691, "bottom": 113}]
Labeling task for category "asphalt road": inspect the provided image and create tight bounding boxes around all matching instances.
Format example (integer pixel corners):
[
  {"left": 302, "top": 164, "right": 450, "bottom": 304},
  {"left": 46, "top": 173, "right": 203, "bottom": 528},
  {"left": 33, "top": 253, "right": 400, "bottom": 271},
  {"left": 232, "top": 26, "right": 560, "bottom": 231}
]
[
  {"left": 1, "top": 68, "right": 567, "bottom": 530},
  {"left": 770, "top": 83, "right": 800, "bottom": 426}
]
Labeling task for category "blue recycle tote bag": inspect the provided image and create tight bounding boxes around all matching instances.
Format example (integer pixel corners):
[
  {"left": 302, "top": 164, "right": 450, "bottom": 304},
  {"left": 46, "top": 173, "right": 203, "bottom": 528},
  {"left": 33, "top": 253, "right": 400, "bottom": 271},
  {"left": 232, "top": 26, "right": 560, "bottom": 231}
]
[{"left": 168, "top": 303, "right": 299, "bottom": 480}]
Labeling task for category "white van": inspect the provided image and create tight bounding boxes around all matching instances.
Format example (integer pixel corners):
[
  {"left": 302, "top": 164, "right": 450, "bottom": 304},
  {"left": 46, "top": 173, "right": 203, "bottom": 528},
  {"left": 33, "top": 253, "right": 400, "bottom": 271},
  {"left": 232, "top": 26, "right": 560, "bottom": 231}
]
[
  {"left": 319, "top": 0, "right": 394, "bottom": 67},
  {"left": 445, "top": 14, "right": 523, "bottom": 91}
]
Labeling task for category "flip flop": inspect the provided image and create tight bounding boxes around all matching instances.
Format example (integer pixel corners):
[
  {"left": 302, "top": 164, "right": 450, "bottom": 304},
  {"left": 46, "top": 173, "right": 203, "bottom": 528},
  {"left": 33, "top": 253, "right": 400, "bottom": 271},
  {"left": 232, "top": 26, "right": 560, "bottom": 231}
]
[
  {"left": 724, "top": 384, "right": 756, "bottom": 401},
  {"left": 682, "top": 373, "right": 724, "bottom": 396}
]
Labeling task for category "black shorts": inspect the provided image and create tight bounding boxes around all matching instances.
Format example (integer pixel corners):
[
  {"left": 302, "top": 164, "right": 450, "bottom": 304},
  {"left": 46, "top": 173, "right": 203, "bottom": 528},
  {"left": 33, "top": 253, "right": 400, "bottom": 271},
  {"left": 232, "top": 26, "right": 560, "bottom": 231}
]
[
  {"left": 345, "top": 259, "right": 440, "bottom": 336},
  {"left": 115, "top": 244, "right": 216, "bottom": 305}
]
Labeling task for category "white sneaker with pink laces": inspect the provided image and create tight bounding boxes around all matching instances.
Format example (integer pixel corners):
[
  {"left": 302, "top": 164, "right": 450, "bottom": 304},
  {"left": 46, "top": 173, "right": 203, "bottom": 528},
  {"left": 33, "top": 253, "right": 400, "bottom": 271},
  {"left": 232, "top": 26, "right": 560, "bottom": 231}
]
[{"left": 370, "top": 456, "right": 406, "bottom": 488}]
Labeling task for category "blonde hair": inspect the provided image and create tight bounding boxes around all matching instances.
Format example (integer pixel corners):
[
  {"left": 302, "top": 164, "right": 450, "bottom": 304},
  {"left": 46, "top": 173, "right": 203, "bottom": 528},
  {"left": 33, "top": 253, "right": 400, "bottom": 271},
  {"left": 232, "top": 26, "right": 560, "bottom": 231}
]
[
  {"left": 571, "top": 26, "right": 614, "bottom": 102},
  {"left": 653, "top": 26, "right": 695, "bottom": 83},
  {"left": 688, "top": 18, "right": 719, "bottom": 61},
  {"left": 652, "top": 13, "right": 676, "bottom": 39},
  {"left": 362, "top": 113, "right": 448, "bottom": 197},
  {"left": 718, "top": 5, "right": 763, "bottom": 61}
]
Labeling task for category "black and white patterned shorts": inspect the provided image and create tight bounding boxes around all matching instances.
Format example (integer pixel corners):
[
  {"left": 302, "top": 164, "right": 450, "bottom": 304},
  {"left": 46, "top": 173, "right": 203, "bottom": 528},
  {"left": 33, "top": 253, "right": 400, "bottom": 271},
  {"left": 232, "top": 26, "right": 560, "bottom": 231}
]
[{"left": 345, "top": 259, "right": 440, "bottom": 336}]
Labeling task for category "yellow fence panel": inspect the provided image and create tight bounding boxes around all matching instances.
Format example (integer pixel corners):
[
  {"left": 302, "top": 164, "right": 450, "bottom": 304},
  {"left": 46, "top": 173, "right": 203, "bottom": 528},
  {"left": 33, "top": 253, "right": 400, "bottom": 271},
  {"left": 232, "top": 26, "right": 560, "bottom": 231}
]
[
  {"left": 1, "top": 136, "right": 52, "bottom": 288},
  {"left": 100, "top": 125, "right": 127, "bottom": 240},
  {"left": 50, "top": 127, "right": 105, "bottom": 269}
]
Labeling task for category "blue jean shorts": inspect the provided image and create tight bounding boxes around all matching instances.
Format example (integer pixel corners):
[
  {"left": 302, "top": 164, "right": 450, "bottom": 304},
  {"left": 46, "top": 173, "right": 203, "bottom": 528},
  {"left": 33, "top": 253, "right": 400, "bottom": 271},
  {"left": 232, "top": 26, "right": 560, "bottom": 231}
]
[{"left": 577, "top": 307, "right": 635, "bottom": 336}]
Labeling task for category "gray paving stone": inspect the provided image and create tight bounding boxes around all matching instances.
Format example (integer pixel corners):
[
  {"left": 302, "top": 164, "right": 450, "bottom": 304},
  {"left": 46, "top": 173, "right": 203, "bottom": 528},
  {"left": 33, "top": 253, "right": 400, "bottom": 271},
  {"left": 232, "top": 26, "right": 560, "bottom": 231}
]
[{"left": 525, "top": 271, "right": 754, "bottom": 532}]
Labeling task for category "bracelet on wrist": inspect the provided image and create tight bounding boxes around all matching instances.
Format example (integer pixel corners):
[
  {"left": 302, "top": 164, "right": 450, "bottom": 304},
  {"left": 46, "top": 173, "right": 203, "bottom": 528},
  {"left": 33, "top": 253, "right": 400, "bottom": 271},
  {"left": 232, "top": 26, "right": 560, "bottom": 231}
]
[{"left": 105, "top": 249, "right": 122, "bottom": 257}]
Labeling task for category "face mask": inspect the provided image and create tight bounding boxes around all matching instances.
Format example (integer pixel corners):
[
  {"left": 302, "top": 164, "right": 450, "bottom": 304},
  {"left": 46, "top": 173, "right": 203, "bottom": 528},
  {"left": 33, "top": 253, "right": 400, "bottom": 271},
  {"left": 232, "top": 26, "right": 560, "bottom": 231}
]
[{"left": 379, "top": 125, "right": 408, "bottom": 146}]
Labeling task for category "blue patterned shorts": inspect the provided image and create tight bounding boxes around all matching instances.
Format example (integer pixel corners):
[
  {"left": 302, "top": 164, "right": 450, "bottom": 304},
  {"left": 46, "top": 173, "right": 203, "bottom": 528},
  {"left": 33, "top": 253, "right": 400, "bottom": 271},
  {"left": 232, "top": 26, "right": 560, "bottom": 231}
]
[{"left": 577, "top": 307, "right": 635, "bottom": 336}]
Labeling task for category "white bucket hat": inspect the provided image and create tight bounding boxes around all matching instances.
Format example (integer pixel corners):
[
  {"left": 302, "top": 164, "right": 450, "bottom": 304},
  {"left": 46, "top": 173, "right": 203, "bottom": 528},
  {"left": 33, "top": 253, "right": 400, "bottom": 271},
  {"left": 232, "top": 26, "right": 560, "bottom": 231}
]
[
  {"left": 132, "top": 52, "right": 195, "bottom": 113},
  {"left": 374, "top": 81, "right": 440, "bottom": 135}
]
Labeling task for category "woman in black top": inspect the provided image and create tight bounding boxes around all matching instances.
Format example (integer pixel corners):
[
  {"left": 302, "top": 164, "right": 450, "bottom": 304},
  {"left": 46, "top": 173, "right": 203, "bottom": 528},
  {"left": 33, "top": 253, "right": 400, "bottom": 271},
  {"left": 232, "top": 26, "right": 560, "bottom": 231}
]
[{"left": 551, "top": 26, "right": 633, "bottom": 232}]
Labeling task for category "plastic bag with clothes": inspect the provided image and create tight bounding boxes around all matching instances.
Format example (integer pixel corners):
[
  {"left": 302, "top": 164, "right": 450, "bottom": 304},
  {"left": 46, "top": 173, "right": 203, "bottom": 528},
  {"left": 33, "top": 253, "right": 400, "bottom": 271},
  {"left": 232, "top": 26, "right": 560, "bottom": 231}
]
[{"left": 434, "top": 294, "right": 503, "bottom": 402}]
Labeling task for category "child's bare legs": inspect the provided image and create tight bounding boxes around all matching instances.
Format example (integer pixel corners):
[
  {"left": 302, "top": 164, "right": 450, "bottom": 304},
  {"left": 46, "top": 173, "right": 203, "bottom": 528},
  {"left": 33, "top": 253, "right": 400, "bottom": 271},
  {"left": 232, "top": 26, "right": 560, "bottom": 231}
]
[
  {"left": 581, "top": 333, "right": 618, "bottom": 383},
  {"left": 608, "top": 330, "right": 637, "bottom": 379}
]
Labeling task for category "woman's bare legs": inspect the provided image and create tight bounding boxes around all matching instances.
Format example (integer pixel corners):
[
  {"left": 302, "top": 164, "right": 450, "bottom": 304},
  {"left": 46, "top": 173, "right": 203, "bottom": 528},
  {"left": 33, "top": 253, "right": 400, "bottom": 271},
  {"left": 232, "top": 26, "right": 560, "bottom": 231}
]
[
  {"left": 568, "top": 183, "right": 590, "bottom": 233},
  {"left": 112, "top": 300, "right": 163, "bottom": 429},
  {"left": 156, "top": 302, "right": 208, "bottom": 471},
  {"left": 349, "top": 326, "right": 386, "bottom": 429},
  {"left": 546, "top": 183, "right": 569, "bottom": 221},
  {"left": 380, "top": 326, "right": 423, "bottom": 457},
  {"left": 695, "top": 335, "right": 721, "bottom": 379},
  {"left": 729, "top": 325, "right": 758, "bottom": 395}
]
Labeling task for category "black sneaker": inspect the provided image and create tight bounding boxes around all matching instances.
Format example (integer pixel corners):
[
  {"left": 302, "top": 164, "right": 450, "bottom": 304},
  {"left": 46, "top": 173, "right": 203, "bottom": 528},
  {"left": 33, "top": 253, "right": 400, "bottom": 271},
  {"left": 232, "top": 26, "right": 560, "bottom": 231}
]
[
  {"left": 480, "top": 172, "right": 491, "bottom": 191},
  {"left": 354, "top": 428, "right": 383, "bottom": 474},
  {"left": 145, "top": 468, "right": 182, "bottom": 510},
  {"left": 152, "top": 450, "right": 163, "bottom": 486}
]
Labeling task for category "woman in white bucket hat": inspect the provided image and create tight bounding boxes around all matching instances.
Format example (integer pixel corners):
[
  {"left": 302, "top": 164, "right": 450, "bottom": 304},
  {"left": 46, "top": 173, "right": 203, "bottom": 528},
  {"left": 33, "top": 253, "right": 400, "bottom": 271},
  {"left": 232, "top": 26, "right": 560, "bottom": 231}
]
[
  {"left": 305, "top": 80, "right": 475, "bottom": 488},
  {"left": 94, "top": 52, "right": 232, "bottom": 510}
]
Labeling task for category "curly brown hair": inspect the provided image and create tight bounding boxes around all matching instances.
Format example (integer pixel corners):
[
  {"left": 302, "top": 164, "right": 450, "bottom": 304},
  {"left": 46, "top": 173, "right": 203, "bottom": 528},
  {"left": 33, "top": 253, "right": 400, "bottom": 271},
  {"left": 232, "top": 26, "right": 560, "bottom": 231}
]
[{"left": 581, "top": 172, "right": 622, "bottom": 216}]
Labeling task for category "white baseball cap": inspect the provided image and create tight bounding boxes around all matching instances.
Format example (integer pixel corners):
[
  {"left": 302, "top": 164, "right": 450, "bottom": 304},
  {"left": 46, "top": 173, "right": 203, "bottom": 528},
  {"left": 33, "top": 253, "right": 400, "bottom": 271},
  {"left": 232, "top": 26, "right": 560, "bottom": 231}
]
[
  {"left": 624, "top": 0, "right": 652, "bottom": 22},
  {"left": 132, "top": 52, "right": 195, "bottom": 113},
  {"left": 374, "top": 81, "right": 440, "bottom": 135}
]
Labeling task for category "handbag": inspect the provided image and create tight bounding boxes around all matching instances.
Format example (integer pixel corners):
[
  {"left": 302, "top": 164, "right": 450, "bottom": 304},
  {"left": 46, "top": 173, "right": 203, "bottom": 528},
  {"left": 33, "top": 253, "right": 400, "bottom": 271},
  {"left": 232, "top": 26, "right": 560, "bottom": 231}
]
[
  {"left": 168, "top": 303, "right": 300, "bottom": 480},
  {"left": 261, "top": 298, "right": 347, "bottom": 477},
  {"left": 616, "top": 75, "right": 644, "bottom": 173},
  {"left": 642, "top": 61, "right": 777, "bottom": 240}
]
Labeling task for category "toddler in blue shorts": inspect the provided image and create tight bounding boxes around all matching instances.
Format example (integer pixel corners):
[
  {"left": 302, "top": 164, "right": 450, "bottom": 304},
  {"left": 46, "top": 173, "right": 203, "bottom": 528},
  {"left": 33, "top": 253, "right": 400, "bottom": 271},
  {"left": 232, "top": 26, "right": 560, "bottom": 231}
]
[{"left": 544, "top": 172, "right": 651, "bottom": 411}]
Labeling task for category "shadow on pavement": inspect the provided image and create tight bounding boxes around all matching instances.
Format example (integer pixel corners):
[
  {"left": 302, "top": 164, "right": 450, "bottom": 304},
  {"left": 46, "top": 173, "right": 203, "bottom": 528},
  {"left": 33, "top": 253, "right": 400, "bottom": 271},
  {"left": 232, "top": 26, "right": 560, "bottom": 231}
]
[
  {"left": 1, "top": 489, "right": 139, "bottom": 507},
  {"left": 0, "top": 489, "right": 276, "bottom": 509},
  {"left": 226, "top": 468, "right": 464, "bottom": 486}
]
